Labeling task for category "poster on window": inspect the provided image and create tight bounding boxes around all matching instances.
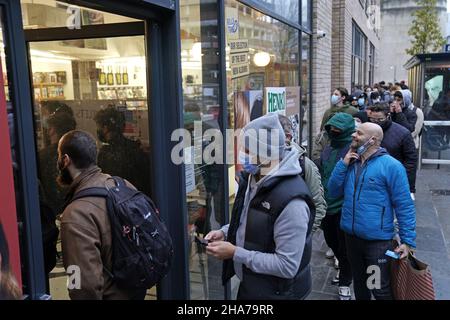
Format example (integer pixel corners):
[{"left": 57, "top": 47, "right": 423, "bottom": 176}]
[
  {"left": 0, "top": 59, "right": 22, "bottom": 298},
  {"left": 265, "top": 87, "right": 286, "bottom": 115},
  {"left": 286, "top": 87, "right": 301, "bottom": 144}
]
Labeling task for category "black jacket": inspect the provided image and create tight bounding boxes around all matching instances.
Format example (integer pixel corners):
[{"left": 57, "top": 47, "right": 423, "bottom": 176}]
[
  {"left": 391, "top": 107, "right": 417, "bottom": 133},
  {"left": 381, "top": 121, "right": 418, "bottom": 193}
]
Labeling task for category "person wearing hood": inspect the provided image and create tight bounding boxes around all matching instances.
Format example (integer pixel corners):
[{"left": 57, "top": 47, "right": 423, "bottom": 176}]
[
  {"left": 403, "top": 89, "right": 424, "bottom": 150},
  {"left": 390, "top": 90, "right": 418, "bottom": 133},
  {"left": 319, "top": 113, "right": 355, "bottom": 300},
  {"left": 367, "top": 103, "right": 418, "bottom": 194},
  {"left": 205, "top": 114, "right": 315, "bottom": 300},
  {"left": 313, "top": 88, "right": 358, "bottom": 161},
  {"left": 278, "top": 114, "right": 327, "bottom": 233},
  {"left": 327, "top": 122, "right": 416, "bottom": 300}
]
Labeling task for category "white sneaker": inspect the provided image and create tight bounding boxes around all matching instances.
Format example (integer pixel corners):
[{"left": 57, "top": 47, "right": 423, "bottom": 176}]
[
  {"left": 334, "top": 257, "right": 339, "bottom": 269},
  {"left": 325, "top": 248, "right": 334, "bottom": 259},
  {"left": 411, "top": 193, "right": 415, "bottom": 201},
  {"left": 338, "top": 286, "right": 352, "bottom": 300},
  {"left": 331, "top": 270, "right": 340, "bottom": 285}
]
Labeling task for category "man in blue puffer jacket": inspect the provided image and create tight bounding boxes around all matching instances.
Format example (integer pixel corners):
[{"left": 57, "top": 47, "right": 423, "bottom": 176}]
[{"left": 328, "top": 122, "right": 416, "bottom": 300}]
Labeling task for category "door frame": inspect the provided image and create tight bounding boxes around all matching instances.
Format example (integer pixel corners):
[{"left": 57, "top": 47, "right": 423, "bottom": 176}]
[{"left": 7, "top": 0, "right": 189, "bottom": 299}]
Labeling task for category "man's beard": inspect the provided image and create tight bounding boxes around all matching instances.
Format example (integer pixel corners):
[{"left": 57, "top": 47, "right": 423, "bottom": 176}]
[{"left": 56, "top": 158, "right": 73, "bottom": 186}]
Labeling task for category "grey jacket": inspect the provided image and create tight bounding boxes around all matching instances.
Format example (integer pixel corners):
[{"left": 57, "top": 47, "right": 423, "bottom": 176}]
[{"left": 222, "top": 148, "right": 310, "bottom": 280}]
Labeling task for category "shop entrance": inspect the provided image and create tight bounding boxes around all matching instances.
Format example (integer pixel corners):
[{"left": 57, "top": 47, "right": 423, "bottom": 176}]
[{"left": 21, "top": 0, "right": 154, "bottom": 299}]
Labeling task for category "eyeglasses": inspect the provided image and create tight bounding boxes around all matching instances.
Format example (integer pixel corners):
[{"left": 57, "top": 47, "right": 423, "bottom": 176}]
[{"left": 368, "top": 117, "right": 387, "bottom": 124}]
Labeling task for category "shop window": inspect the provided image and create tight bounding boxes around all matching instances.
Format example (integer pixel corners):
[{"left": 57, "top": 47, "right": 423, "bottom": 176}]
[
  {"left": 258, "top": 0, "right": 300, "bottom": 24},
  {"left": 180, "top": 0, "right": 225, "bottom": 300},
  {"left": 21, "top": 0, "right": 138, "bottom": 30},
  {"left": 21, "top": 0, "right": 153, "bottom": 300}
]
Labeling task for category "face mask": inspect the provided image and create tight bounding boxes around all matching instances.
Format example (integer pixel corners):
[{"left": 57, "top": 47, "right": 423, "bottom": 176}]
[
  {"left": 56, "top": 156, "right": 73, "bottom": 186},
  {"left": 331, "top": 95, "right": 341, "bottom": 105},
  {"left": 358, "top": 98, "right": 365, "bottom": 107},
  {"left": 239, "top": 151, "right": 261, "bottom": 175},
  {"left": 328, "top": 130, "right": 342, "bottom": 139},
  {"left": 97, "top": 128, "right": 107, "bottom": 143},
  {"left": 357, "top": 137, "right": 374, "bottom": 157},
  {"left": 354, "top": 120, "right": 361, "bottom": 128}
]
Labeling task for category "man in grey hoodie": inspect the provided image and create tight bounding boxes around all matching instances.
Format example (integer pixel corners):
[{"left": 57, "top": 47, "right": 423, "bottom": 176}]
[
  {"left": 205, "top": 114, "right": 315, "bottom": 300},
  {"left": 391, "top": 90, "right": 418, "bottom": 133}
]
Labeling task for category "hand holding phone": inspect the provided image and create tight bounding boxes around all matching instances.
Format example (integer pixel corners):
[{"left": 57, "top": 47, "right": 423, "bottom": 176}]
[
  {"left": 195, "top": 235, "right": 210, "bottom": 247},
  {"left": 385, "top": 250, "right": 400, "bottom": 259},
  {"left": 343, "top": 148, "right": 359, "bottom": 165}
]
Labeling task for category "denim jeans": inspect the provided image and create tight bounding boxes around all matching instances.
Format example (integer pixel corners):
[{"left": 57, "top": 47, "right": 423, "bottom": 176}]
[{"left": 344, "top": 233, "right": 394, "bottom": 300}]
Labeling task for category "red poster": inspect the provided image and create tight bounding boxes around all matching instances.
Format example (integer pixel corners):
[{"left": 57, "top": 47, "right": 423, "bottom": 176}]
[{"left": 0, "top": 58, "right": 22, "bottom": 293}]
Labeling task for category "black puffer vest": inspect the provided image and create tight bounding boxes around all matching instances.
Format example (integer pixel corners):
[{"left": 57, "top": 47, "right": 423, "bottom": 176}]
[{"left": 223, "top": 172, "right": 316, "bottom": 300}]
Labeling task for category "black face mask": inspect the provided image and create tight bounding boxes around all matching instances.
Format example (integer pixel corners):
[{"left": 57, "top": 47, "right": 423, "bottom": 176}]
[
  {"left": 56, "top": 157, "right": 73, "bottom": 186},
  {"left": 97, "top": 128, "right": 107, "bottom": 143},
  {"left": 379, "top": 120, "right": 392, "bottom": 131},
  {"left": 328, "top": 131, "right": 342, "bottom": 139}
]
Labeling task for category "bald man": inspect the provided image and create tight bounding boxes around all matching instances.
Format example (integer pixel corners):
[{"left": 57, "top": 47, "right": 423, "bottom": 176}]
[{"left": 327, "top": 122, "right": 416, "bottom": 300}]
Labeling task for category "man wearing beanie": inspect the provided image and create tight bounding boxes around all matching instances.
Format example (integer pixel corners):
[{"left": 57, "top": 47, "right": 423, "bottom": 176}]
[{"left": 205, "top": 114, "right": 316, "bottom": 300}]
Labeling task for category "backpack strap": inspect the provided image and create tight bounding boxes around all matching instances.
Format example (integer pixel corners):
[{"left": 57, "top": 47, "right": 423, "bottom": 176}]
[{"left": 64, "top": 187, "right": 109, "bottom": 210}]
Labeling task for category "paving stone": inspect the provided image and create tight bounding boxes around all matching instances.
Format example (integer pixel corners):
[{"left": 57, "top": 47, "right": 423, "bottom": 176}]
[
  {"left": 415, "top": 226, "right": 446, "bottom": 253},
  {"left": 414, "top": 250, "right": 450, "bottom": 279},
  {"left": 430, "top": 276, "right": 450, "bottom": 300}
]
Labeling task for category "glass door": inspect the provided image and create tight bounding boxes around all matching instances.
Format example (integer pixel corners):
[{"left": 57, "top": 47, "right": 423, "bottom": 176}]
[{"left": 21, "top": 0, "right": 154, "bottom": 300}]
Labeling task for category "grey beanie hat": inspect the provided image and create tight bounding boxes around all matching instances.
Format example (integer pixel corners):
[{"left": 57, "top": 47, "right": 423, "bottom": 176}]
[{"left": 241, "top": 113, "right": 286, "bottom": 161}]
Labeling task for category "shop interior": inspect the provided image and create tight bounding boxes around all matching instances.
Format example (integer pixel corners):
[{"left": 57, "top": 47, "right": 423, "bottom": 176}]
[{"left": 19, "top": 0, "right": 155, "bottom": 300}]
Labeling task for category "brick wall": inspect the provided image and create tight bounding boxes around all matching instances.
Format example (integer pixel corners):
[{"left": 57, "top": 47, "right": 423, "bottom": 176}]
[{"left": 311, "top": 0, "right": 333, "bottom": 137}]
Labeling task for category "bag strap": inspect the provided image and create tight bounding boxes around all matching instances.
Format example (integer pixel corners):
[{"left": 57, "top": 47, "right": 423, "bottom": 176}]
[{"left": 69, "top": 187, "right": 109, "bottom": 203}]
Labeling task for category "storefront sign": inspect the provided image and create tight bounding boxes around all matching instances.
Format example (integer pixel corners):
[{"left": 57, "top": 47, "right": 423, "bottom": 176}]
[
  {"left": 225, "top": 7, "right": 239, "bottom": 41},
  {"left": 228, "top": 39, "right": 249, "bottom": 54},
  {"left": 0, "top": 60, "right": 22, "bottom": 290},
  {"left": 231, "top": 63, "right": 249, "bottom": 79},
  {"left": 230, "top": 52, "right": 248, "bottom": 65},
  {"left": 265, "top": 87, "right": 286, "bottom": 115}
]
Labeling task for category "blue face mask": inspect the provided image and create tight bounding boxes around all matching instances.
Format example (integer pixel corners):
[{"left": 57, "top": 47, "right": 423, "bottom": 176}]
[
  {"left": 357, "top": 137, "right": 374, "bottom": 156},
  {"left": 239, "top": 151, "right": 261, "bottom": 175},
  {"left": 358, "top": 98, "right": 365, "bottom": 107},
  {"left": 331, "top": 95, "right": 341, "bottom": 105}
]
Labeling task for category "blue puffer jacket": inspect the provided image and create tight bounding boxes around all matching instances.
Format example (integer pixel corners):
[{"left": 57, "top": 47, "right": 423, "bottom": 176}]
[{"left": 327, "top": 148, "right": 416, "bottom": 248}]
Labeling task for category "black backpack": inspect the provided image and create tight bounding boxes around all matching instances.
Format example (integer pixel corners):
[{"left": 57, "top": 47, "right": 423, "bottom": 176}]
[{"left": 68, "top": 177, "right": 174, "bottom": 289}]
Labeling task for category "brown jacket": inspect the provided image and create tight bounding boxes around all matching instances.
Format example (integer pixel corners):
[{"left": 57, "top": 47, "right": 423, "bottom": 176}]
[{"left": 61, "top": 166, "right": 140, "bottom": 300}]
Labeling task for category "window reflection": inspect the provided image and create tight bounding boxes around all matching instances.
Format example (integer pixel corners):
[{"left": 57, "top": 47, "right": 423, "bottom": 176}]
[{"left": 180, "top": 0, "right": 225, "bottom": 300}]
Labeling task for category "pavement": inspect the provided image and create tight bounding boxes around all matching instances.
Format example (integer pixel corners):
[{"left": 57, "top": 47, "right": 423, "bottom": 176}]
[{"left": 308, "top": 166, "right": 450, "bottom": 300}]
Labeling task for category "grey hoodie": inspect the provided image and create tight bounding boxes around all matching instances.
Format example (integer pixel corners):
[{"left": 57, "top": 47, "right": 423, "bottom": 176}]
[{"left": 222, "top": 148, "right": 310, "bottom": 280}]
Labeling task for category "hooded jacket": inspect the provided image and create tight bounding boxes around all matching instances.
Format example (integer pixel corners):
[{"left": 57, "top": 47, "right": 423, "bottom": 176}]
[
  {"left": 391, "top": 90, "right": 418, "bottom": 133},
  {"left": 320, "top": 102, "right": 359, "bottom": 131},
  {"left": 290, "top": 142, "right": 327, "bottom": 230},
  {"left": 320, "top": 113, "right": 355, "bottom": 214},
  {"left": 327, "top": 149, "right": 416, "bottom": 248},
  {"left": 221, "top": 148, "right": 314, "bottom": 299}
]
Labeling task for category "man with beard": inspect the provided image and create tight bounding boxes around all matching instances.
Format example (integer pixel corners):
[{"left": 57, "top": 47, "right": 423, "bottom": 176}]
[
  {"left": 327, "top": 123, "right": 416, "bottom": 300},
  {"left": 57, "top": 130, "right": 145, "bottom": 300},
  {"left": 367, "top": 103, "right": 418, "bottom": 196}
]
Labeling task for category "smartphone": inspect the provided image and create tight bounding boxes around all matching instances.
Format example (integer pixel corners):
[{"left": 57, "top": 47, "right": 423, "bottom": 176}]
[
  {"left": 385, "top": 250, "right": 400, "bottom": 259},
  {"left": 195, "top": 235, "right": 210, "bottom": 247}
]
